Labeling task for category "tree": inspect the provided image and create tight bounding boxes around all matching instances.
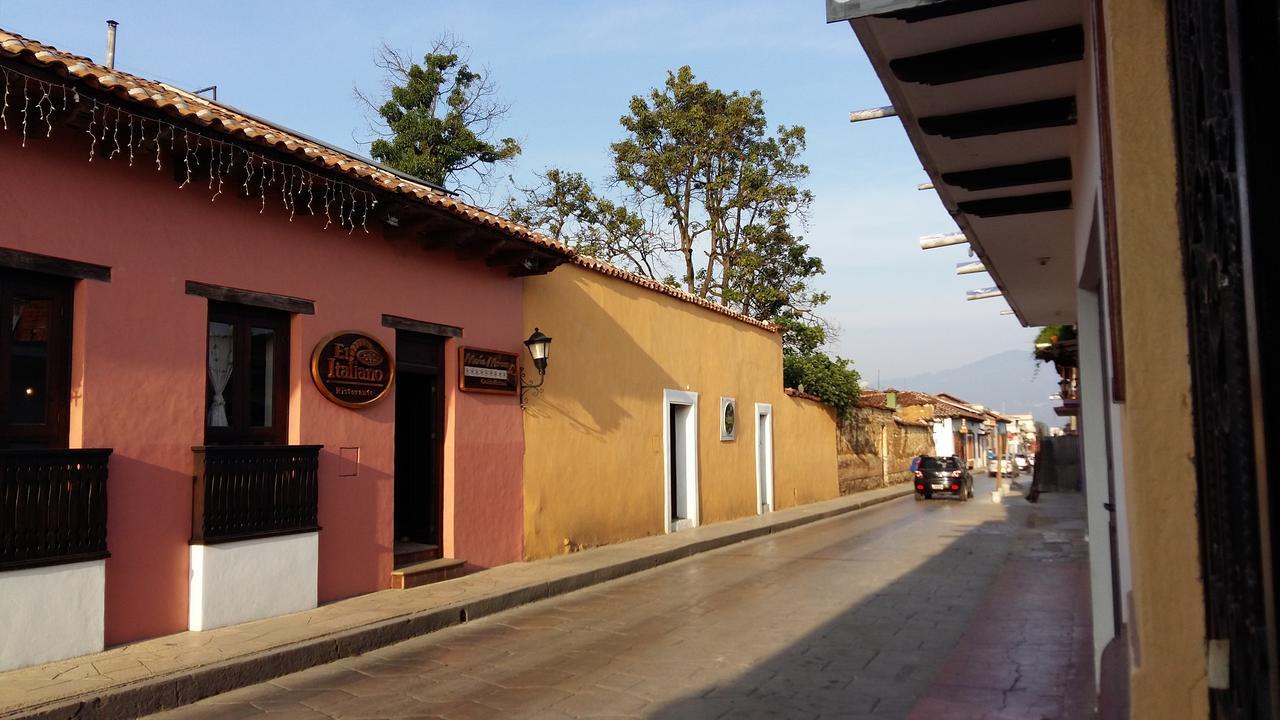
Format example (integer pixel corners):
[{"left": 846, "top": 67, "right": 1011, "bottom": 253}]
[
  {"left": 777, "top": 316, "right": 862, "bottom": 418},
  {"left": 504, "top": 67, "right": 860, "bottom": 412},
  {"left": 357, "top": 37, "right": 520, "bottom": 201},
  {"left": 610, "top": 66, "right": 814, "bottom": 314},
  {"left": 504, "top": 168, "right": 670, "bottom": 278}
]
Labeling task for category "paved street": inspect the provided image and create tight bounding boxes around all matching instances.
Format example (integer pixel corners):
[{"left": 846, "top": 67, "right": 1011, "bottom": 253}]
[{"left": 152, "top": 478, "right": 1091, "bottom": 720}]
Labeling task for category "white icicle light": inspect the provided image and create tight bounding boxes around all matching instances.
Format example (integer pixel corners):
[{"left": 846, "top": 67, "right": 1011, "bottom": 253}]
[{"left": 0, "top": 64, "right": 378, "bottom": 233}]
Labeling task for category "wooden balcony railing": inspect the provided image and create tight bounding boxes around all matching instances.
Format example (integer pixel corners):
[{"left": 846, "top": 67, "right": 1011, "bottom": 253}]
[
  {"left": 191, "top": 445, "right": 322, "bottom": 544},
  {"left": 0, "top": 448, "right": 112, "bottom": 571}
]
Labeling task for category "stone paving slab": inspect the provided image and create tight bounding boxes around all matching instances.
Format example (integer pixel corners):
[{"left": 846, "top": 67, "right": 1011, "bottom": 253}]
[
  {"left": 0, "top": 483, "right": 914, "bottom": 720},
  {"left": 905, "top": 489, "right": 1095, "bottom": 720},
  {"left": 151, "top": 473, "right": 1027, "bottom": 719}
]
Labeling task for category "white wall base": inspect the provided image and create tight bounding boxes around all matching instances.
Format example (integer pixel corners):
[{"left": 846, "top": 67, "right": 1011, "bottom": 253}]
[
  {"left": 189, "top": 532, "right": 318, "bottom": 632},
  {"left": 0, "top": 559, "right": 105, "bottom": 672}
]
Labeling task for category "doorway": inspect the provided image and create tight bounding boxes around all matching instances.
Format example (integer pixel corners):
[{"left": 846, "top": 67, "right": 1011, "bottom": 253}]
[
  {"left": 755, "top": 403, "right": 774, "bottom": 514},
  {"left": 663, "top": 389, "right": 699, "bottom": 532},
  {"left": 394, "top": 331, "right": 445, "bottom": 548}
]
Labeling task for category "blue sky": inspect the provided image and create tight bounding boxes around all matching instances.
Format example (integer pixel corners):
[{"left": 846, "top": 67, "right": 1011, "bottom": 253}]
[{"left": 0, "top": 0, "right": 1036, "bottom": 379}]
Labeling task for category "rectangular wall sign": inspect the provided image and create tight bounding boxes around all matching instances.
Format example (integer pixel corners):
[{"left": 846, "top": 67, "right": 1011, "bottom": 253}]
[{"left": 459, "top": 347, "right": 519, "bottom": 395}]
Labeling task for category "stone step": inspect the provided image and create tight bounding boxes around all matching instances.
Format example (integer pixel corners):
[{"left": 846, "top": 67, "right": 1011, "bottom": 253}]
[
  {"left": 394, "top": 542, "right": 442, "bottom": 567},
  {"left": 390, "top": 558, "right": 467, "bottom": 590}
]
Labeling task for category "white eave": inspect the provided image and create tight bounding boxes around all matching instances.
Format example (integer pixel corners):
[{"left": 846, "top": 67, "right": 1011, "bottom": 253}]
[{"left": 840, "top": 0, "right": 1085, "bottom": 325}]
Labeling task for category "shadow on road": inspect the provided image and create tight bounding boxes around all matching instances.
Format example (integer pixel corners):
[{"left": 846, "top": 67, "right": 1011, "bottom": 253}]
[{"left": 650, "top": 492, "right": 1092, "bottom": 720}]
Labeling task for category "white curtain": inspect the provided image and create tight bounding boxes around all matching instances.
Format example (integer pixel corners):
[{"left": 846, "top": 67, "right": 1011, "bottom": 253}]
[{"left": 207, "top": 323, "right": 234, "bottom": 427}]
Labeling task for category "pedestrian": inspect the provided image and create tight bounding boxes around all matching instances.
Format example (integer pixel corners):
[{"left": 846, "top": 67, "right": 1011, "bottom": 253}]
[{"left": 1026, "top": 449, "right": 1043, "bottom": 502}]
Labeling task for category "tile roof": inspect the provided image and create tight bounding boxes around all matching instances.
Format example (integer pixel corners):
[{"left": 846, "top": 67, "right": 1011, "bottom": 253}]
[
  {"left": 0, "top": 28, "right": 573, "bottom": 262},
  {"left": 1, "top": 27, "right": 785, "bottom": 328},
  {"left": 859, "top": 389, "right": 988, "bottom": 420},
  {"left": 572, "top": 255, "right": 777, "bottom": 332},
  {"left": 784, "top": 387, "right": 824, "bottom": 402}
]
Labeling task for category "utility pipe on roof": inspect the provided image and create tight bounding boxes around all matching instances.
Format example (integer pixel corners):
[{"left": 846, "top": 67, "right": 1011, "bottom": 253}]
[
  {"left": 919, "top": 232, "right": 966, "bottom": 250},
  {"left": 849, "top": 105, "right": 897, "bottom": 123},
  {"left": 955, "top": 260, "right": 986, "bottom": 275},
  {"left": 918, "top": 182, "right": 935, "bottom": 190},
  {"left": 105, "top": 20, "right": 118, "bottom": 70}
]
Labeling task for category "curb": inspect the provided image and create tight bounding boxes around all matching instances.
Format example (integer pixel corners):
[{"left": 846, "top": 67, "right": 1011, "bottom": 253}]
[{"left": 14, "top": 486, "right": 913, "bottom": 720}]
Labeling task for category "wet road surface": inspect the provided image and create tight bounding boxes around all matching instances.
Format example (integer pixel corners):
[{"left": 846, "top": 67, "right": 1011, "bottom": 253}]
[{"left": 153, "top": 478, "right": 1088, "bottom": 719}]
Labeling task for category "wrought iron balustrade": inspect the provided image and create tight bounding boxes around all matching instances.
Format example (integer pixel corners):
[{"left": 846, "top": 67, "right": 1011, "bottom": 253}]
[
  {"left": 191, "top": 445, "right": 322, "bottom": 544},
  {"left": 0, "top": 448, "right": 112, "bottom": 570}
]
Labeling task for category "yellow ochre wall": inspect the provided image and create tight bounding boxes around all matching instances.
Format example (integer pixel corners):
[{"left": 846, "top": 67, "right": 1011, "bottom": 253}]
[
  {"left": 1103, "top": 0, "right": 1208, "bottom": 716},
  {"left": 521, "top": 262, "right": 838, "bottom": 560}
]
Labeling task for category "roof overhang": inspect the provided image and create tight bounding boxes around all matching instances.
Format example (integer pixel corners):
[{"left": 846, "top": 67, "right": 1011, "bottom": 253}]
[
  {"left": 836, "top": 0, "right": 1085, "bottom": 325},
  {"left": 0, "top": 29, "right": 574, "bottom": 278}
]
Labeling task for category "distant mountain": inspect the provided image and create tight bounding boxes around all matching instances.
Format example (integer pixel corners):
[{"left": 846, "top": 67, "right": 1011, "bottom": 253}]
[{"left": 881, "top": 350, "right": 1062, "bottom": 426}]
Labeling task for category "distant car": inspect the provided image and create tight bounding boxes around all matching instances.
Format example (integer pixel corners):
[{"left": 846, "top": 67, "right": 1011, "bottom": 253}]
[
  {"left": 987, "top": 455, "right": 1020, "bottom": 478},
  {"left": 1014, "top": 454, "right": 1030, "bottom": 471},
  {"left": 914, "top": 456, "right": 973, "bottom": 501}
]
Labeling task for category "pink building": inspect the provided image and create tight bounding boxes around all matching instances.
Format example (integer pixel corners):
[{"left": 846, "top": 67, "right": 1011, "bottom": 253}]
[{"left": 0, "top": 28, "right": 570, "bottom": 670}]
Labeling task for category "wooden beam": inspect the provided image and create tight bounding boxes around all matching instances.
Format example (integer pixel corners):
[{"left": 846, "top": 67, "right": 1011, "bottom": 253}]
[
  {"left": 185, "top": 281, "right": 315, "bottom": 315},
  {"left": 919, "top": 98, "right": 1076, "bottom": 139},
  {"left": 957, "top": 191, "right": 1071, "bottom": 218},
  {"left": 0, "top": 247, "right": 111, "bottom": 282},
  {"left": 890, "top": 26, "right": 1084, "bottom": 85},
  {"left": 454, "top": 234, "right": 501, "bottom": 260},
  {"left": 381, "top": 314, "right": 463, "bottom": 338},
  {"left": 484, "top": 247, "right": 538, "bottom": 268},
  {"left": 879, "top": 0, "right": 1032, "bottom": 23},
  {"left": 507, "top": 254, "right": 566, "bottom": 277},
  {"left": 941, "top": 158, "right": 1072, "bottom": 191}
]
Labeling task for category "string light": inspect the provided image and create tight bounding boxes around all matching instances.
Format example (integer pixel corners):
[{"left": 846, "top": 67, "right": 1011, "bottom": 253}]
[
  {"left": 0, "top": 68, "right": 9, "bottom": 130},
  {"left": 0, "top": 65, "right": 376, "bottom": 232},
  {"left": 324, "top": 180, "right": 332, "bottom": 229},
  {"left": 109, "top": 106, "right": 121, "bottom": 159},
  {"left": 126, "top": 114, "right": 135, "bottom": 166},
  {"left": 36, "top": 82, "right": 53, "bottom": 138},
  {"left": 85, "top": 100, "right": 97, "bottom": 161},
  {"left": 19, "top": 81, "right": 28, "bottom": 147},
  {"left": 154, "top": 118, "right": 162, "bottom": 170},
  {"left": 180, "top": 130, "right": 193, "bottom": 188}
]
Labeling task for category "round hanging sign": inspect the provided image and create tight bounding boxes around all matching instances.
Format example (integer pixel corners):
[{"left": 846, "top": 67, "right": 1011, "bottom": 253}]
[{"left": 310, "top": 331, "right": 395, "bottom": 408}]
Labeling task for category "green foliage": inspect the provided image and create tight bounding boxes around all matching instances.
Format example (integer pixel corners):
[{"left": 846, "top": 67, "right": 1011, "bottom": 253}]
[
  {"left": 508, "top": 66, "right": 824, "bottom": 321},
  {"left": 1033, "top": 324, "right": 1077, "bottom": 363},
  {"left": 783, "top": 352, "right": 862, "bottom": 419},
  {"left": 361, "top": 39, "right": 520, "bottom": 197},
  {"left": 1034, "top": 324, "right": 1075, "bottom": 347},
  {"left": 504, "top": 66, "right": 857, "bottom": 415},
  {"left": 777, "top": 316, "right": 862, "bottom": 418},
  {"left": 504, "top": 169, "right": 667, "bottom": 278},
  {"left": 610, "top": 67, "right": 816, "bottom": 311}
]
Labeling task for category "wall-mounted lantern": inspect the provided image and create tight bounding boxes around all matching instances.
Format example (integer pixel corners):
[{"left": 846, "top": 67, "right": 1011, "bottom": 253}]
[{"left": 520, "top": 328, "right": 552, "bottom": 408}]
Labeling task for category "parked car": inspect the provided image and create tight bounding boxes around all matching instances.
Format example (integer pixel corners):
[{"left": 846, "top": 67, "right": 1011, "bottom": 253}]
[
  {"left": 1014, "top": 453, "right": 1030, "bottom": 471},
  {"left": 987, "top": 455, "right": 1020, "bottom": 478},
  {"left": 914, "top": 455, "right": 973, "bottom": 501}
]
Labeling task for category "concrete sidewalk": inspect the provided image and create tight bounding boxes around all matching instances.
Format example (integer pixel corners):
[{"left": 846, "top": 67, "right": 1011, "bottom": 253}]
[{"left": 0, "top": 484, "right": 913, "bottom": 720}]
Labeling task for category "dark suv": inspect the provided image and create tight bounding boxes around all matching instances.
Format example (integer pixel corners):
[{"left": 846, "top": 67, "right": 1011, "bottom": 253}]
[{"left": 914, "top": 455, "right": 973, "bottom": 501}]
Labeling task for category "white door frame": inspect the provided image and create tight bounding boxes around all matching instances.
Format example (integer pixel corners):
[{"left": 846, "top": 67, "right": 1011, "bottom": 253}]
[
  {"left": 755, "top": 403, "right": 774, "bottom": 513},
  {"left": 663, "top": 389, "right": 700, "bottom": 532}
]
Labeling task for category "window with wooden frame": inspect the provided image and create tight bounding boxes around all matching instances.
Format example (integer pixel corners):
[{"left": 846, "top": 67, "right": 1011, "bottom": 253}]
[
  {"left": 0, "top": 269, "right": 72, "bottom": 449},
  {"left": 204, "top": 301, "right": 289, "bottom": 445}
]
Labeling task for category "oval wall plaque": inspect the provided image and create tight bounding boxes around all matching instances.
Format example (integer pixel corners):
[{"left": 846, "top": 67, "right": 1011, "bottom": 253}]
[{"left": 310, "top": 331, "right": 395, "bottom": 408}]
